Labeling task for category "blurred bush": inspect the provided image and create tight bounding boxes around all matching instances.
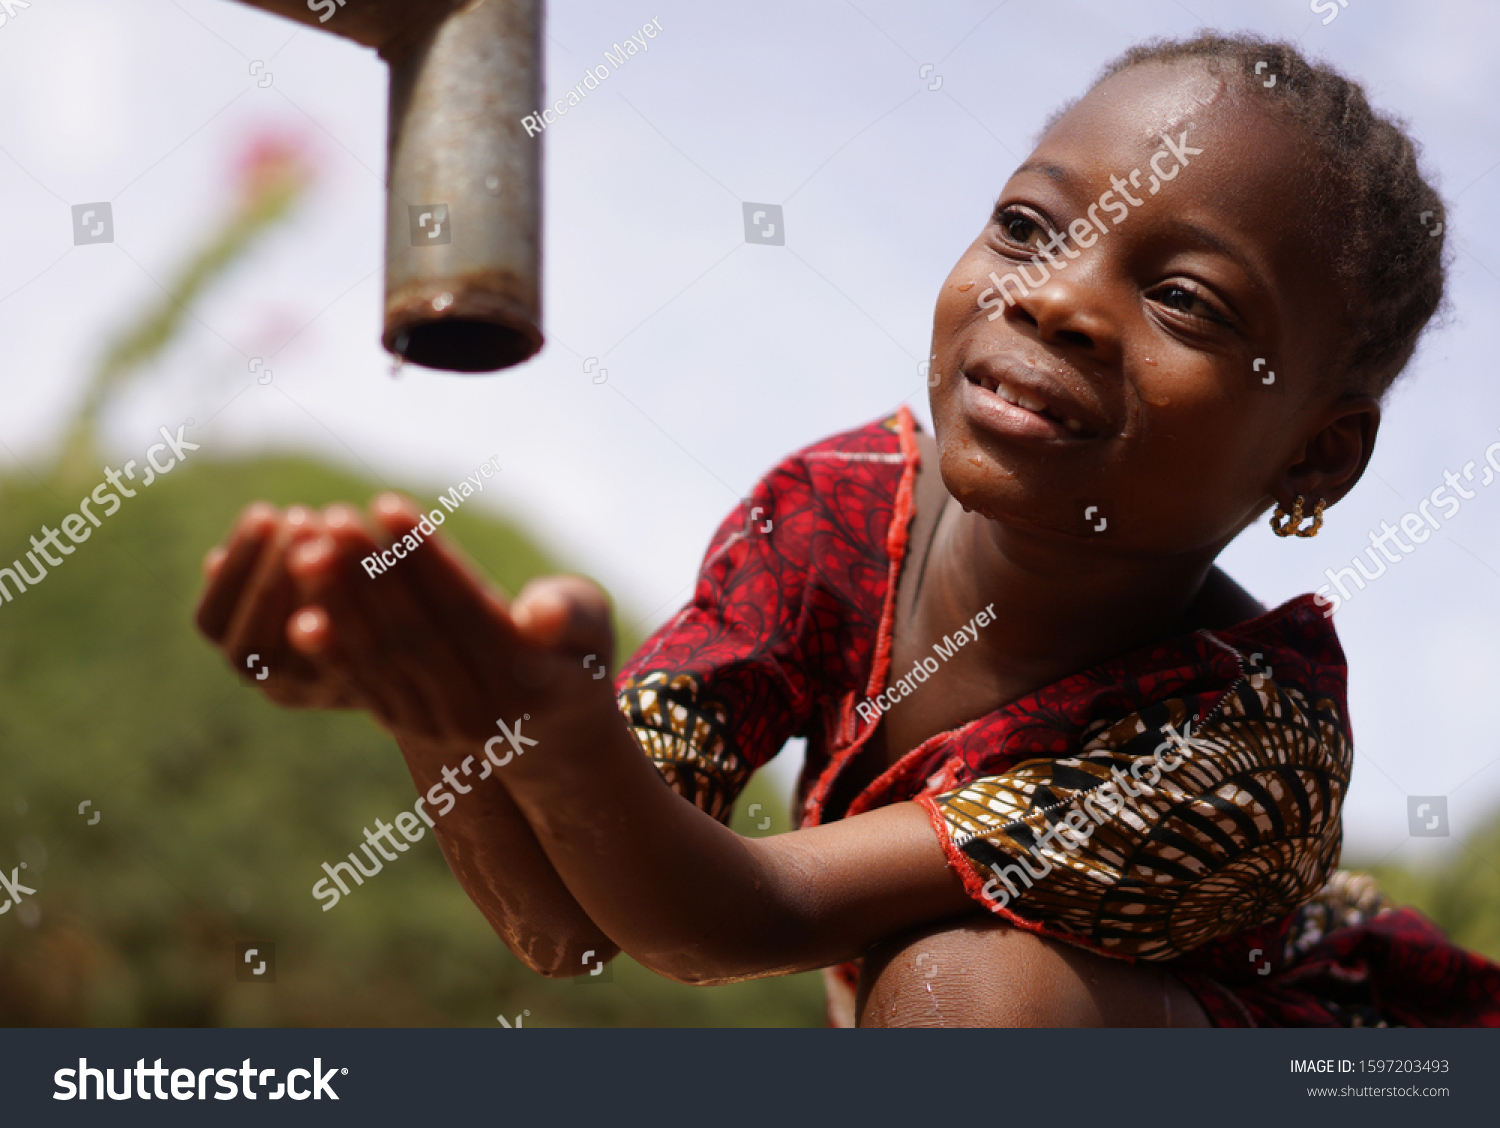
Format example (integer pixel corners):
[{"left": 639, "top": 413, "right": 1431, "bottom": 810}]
[
  {"left": 1357, "top": 824, "right": 1500, "bottom": 963},
  {"left": 0, "top": 452, "right": 825, "bottom": 1027}
]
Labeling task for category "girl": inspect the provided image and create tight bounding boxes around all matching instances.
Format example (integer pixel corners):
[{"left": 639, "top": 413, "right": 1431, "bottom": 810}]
[{"left": 197, "top": 32, "right": 1500, "bottom": 1026}]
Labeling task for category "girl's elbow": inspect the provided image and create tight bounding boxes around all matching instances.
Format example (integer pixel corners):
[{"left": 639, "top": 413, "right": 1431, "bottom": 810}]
[
  {"left": 515, "top": 936, "right": 620, "bottom": 979},
  {"left": 636, "top": 947, "right": 761, "bottom": 987}
]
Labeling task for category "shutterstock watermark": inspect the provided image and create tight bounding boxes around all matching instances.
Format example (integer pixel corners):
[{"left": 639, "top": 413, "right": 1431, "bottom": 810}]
[
  {"left": 54, "top": 1057, "right": 343, "bottom": 1101},
  {"left": 0, "top": 861, "right": 37, "bottom": 916},
  {"left": 0, "top": 1, "right": 33, "bottom": 31},
  {"left": 1315, "top": 428, "right": 1500, "bottom": 618},
  {"left": 978, "top": 714, "right": 1204, "bottom": 910},
  {"left": 308, "top": 0, "right": 346, "bottom": 23},
  {"left": 311, "top": 717, "right": 536, "bottom": 910},
  {"left": 0, "top": 423, "right": 199, "bottom": 611},
  {"left": 977, "top": 128, "right": 1203, "bottom": 319}
]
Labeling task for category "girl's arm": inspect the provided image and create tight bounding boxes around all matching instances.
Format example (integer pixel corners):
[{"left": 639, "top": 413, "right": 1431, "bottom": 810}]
[
  {"left": 232, "top": 495, "right": 977, "bottom": 984},
  {"left": 195, "top": 502, "right": 617, "bottom": 978},
  {"left": 390, "top": 729, "right": 621, "bottom": 977},
  {"left": 486, "top": 692, "right": 974, "bottom": 983}
]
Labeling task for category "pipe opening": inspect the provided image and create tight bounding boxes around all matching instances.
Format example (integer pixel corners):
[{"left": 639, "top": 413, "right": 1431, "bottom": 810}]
[{"left": 395, "top": 318, "right": 539, "bottom": 373}]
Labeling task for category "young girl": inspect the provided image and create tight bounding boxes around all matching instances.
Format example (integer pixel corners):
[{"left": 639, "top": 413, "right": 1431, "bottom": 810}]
[{"left": 196, "top": 32, "right": 1500, "bottom": 1026}]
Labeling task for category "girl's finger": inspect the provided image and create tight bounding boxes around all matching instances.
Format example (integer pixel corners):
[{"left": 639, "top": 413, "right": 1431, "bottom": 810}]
[
  {"left": 365, "top": 493, "right": 529, "bottom": 682},
  {"left": 195, "top": 503, "right": 279, "bottom": 641},
  {"left": 286, "top": 533, "right": 439, "bottom": 734},
  {"left": 220, "top": 507, "right": 327, "bottom": 686},
  {"left": 285, "top": 605, "right": 407, "bottom": 726},
  {"left": 511, "top": 575, "right": 614, "bottom": 659},
  {"left": 328, "top": 512, "right": 503, "bottom": 735}
]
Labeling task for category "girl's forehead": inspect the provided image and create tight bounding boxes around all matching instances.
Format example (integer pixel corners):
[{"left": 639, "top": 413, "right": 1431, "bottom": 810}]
[
  {"left": 1042, "top": 62, "right": 1259, "bottom": 164},
  {"left": 1027, "top": 62, "right": 1319, "bottom": 223}
]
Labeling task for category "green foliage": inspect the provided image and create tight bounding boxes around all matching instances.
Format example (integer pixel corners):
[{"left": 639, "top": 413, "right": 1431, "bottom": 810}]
[
  {"left": 0, "top": 454, "right": 825, "bottom": 1027},
  {"left": 1353, "top": 822, "right": 1500, "bottom": 964}
]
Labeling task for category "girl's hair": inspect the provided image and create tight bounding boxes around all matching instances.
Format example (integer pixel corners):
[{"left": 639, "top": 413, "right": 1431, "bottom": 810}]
[{"left": 1047, "top": 32, "right": 1447, "bottom": 399}]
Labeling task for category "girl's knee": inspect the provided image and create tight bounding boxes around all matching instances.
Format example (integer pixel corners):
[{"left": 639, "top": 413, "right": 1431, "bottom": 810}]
[{"left": 855, "top": 916, "right": 1208, "bottom": 1028}]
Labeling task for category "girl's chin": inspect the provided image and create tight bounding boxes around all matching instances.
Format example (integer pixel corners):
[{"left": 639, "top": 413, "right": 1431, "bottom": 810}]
[{"left": 937, "top": 456, "right": 1094, "bottom": 537}]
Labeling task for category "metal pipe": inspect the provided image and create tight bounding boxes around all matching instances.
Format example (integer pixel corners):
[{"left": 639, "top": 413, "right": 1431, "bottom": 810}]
[{"left": 228, "top": 0, "right": 543, "bottom": 373}]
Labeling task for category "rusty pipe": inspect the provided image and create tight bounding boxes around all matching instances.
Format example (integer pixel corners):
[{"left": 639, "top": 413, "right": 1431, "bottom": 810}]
[{"left": 229, "top": 0, "right": 543, "bottom": 373}]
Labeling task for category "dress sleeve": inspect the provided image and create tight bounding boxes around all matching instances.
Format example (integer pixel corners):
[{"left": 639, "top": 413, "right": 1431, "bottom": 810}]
[
  {"left": 918, "top": 669, "right": 1353, "bottom": 961},
  {"left": 614, "top": 462, "right": 820, "bottom": 825}
]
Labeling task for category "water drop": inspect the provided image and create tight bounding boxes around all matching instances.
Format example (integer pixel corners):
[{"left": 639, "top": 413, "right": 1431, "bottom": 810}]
[
  {"left": 391, "top": 331, "right": 410, "bottom": 377},
  {"left": 957, "top": 281, "right": 975, "bottom": 292}
]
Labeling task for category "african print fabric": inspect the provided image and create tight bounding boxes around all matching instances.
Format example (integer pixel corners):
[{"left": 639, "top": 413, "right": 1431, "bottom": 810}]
[
  {"left": 922, "top": 664, "right": 1350, "bottom": 961},
  {"left": 615, "top": 406, "right": 1500, "bottom": 1027}
]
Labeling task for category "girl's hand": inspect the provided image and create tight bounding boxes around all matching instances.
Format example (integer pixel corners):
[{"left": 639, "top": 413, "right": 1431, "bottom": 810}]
[
  {"left": 197, "top": 495, "right": 626, "bottom": 974},
  {"left": 195, "top": 493, "right": 619, "bottom": 748}
]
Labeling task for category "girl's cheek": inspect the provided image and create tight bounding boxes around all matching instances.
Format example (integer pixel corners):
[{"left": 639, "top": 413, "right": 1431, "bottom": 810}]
[{"left": 937, "top": 269, "right": 985, "bottom": 327}]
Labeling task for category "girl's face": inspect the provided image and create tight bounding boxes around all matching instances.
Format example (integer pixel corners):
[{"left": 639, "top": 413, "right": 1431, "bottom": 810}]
[{"left": 928, "top": 61, "right": 1368, "bottom": 557}]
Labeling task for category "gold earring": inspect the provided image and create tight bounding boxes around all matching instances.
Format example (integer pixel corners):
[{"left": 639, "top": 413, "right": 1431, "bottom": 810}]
[{"left": 1270, "top": 495, "right": 1325, "bottom": 538}]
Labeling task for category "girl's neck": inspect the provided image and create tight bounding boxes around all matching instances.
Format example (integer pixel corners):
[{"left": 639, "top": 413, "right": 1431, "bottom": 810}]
[{"left": 919, "top": 500, "right": 1221, "bottom": 683}]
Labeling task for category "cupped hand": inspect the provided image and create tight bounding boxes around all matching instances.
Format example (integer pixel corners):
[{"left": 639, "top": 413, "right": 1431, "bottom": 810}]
[{"left": 195, "top": 493, "right": 618, "bottom": 743}]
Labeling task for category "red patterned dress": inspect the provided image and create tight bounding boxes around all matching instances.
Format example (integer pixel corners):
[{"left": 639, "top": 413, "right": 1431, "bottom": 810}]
[{"left": 615, "top": 407, "right": 1500, "bottom": 1027}]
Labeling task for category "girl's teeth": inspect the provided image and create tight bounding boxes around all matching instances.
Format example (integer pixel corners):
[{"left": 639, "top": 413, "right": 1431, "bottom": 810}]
[
  {"left": 986, "top": 379, "right": 1086, "bottom": 434},
  {"left": 1016, "top": 391, "right": 1048, "bottom": 413}
]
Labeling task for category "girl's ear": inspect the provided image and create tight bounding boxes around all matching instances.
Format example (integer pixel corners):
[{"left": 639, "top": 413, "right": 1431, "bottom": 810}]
[{"left": 1274, "top": 393, "right": 1381, "bottom": 511}]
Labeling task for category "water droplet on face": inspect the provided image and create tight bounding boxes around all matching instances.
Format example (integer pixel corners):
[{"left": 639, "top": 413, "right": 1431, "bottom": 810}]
[
  {"left": 957, "top": 281, "right": 975, "bottom": 292},
  {"left": 1144, "top": 357, "right": 1157, "bottom": 366}
]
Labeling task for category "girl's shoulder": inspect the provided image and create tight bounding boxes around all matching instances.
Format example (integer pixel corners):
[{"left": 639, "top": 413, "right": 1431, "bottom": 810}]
[
  {"left": 751, "top": 408, "right": 916, "bottom": 508},
  {"left": 722, "top": 406, "right": 920, "bottom": 590}
]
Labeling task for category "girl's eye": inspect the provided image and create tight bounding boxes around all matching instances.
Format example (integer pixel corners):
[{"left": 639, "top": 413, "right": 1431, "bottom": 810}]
[
  {"left": 1154, "top": 283, "right": 1231, "bottom": 327},
  {"left": 995, "top": 208, "right": 1048, "bottom": 251}
]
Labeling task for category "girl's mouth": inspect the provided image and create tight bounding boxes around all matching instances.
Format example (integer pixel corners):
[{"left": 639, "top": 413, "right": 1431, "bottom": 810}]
[{"left": 961, "top": 369, "right": 1103, "bottom": 441}]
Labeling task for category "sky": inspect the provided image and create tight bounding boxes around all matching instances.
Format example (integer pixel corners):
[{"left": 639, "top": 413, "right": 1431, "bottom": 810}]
[{"left": 2, "top": 0, "right": 1498, "bottom": 864}]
